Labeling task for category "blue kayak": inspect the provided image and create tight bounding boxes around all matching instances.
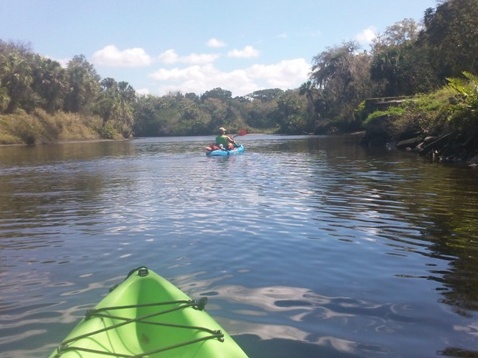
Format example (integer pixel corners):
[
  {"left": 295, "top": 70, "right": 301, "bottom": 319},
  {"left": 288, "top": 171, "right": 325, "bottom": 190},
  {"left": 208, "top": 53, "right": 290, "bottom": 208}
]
[{"left": 206, "top": 144, "right": 245, "bottom": 157}]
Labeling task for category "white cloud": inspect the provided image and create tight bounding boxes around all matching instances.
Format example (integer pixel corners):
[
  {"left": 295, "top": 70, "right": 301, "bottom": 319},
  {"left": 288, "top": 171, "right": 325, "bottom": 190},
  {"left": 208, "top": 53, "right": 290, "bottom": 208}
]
[
  {"left": 207, "top": 38, "right": 226, "bottom": 48},
  {"left": 158, "top": 49, "right": 179, "bottom": 64},
  {"left": 149, "top": 58, "right": 310, "bottom": 97},
  {"left": 136, "top": 88, "right": 150, "bottom": 96},
  {"left": 227, "top": 45, "right": 259, "bottom": 58},
  {"left": 92, "top": 45, "right": 152, "bottom": 67},
  {"left": 158, "top": 49, "right": 219, "bottom": 65},
  {"left": 355, "top": 26, "right": 377, "bottom": 46},
  {"left": 183, "top": 53, "right": 220, "bottom": 65},
  {"left": 151, "top": 65, "right": 209, "bottom": 81},
  {"left": 248, "top": 59, "right": 310, "bottom": 87}
]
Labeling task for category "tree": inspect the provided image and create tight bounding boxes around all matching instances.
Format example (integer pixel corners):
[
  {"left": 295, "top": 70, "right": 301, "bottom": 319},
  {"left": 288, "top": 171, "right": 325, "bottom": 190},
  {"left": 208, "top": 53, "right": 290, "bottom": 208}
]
[
  {"left": 200, "top": 87, "right": 232, "bottom": 102},
  {"left": 185, "top": 92, "right": 200, "bottom": 103},
  {"left": 372, "top": 18, "right": 421, "bottom": 52},
  {"left": 371, "top": 18, "right": 434, "bottom": 96},
  {"left": 97, "top": 77, "right": 120, "bottom": 123},
  {"left": 96, "top": 77, "right": 136, "bottom": 137},
  {"left": 64, "top": 55, "right": 101, "bottom": 114},
  {"left": 247, "top": 88, "right": 284, "bottom": 102},
  {"left": 420, "top": 0, "right": 478, "bottom": 80},
  {"left": 201, "top": 97, "right": 230, "bottom": 130},
  {"left": 133, "top": 95, "right": 161, "bottom": 136},
  {"left": 31, "top": 56, "right": 68, "bottom": 113},
  {"left": 0, "top": 51, "right": 33, "bottom": 113},
  {"left": 275, "top": 90, "right": 308, "bottom": 134},
  {"left": 117, "top": 81, "right": 136, "bottom": 129},
  {"left": 299, "top": 81, "right": 319, "bottom": 132},
  {"left": 310, "top": 41, "right": 373, "bottom": 124}
]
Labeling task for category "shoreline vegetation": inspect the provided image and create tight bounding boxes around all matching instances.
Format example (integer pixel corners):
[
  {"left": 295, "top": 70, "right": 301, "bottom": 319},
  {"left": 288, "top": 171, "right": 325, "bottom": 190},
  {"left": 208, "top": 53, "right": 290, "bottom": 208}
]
[
  {"left": 0, "top": 109, "right": 126, "bottom": 146},
  {"left": 1, "top": 0, "right": 477, "bottom": 165},
  {"left": 357, "top": 75, "right": 478, "bottom": 166}
]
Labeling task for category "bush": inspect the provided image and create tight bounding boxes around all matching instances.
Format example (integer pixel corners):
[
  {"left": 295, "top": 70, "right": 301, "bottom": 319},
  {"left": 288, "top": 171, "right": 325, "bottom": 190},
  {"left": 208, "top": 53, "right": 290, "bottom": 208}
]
[
  {"left": 362, "top": 107, "right": 406, "bottom": 136},
  {"left": 97, "top": 123, "right": 116, "bottom": 139}
]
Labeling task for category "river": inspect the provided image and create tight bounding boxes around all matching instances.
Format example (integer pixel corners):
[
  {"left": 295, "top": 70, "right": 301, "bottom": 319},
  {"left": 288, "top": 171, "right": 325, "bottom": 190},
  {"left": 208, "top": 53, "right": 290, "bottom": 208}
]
[{"left": 0, "top": 134, "right": 477, "bottom": 357}]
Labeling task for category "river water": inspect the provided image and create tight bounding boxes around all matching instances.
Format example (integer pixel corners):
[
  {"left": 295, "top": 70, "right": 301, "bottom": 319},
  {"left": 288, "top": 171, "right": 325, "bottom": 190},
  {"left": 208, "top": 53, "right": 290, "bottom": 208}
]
[{"left": 0, "top": 134, "right": 477, "bottom": 358}]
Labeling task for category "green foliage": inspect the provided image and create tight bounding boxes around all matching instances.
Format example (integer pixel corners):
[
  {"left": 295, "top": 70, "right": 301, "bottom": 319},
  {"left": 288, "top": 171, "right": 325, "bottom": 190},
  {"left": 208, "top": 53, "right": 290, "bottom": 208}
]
[
  {"left": 243, "top": 97, "right": 279, "bottom": 130},
  {"left": 96, "top": 78, "right": 136, "bottom": 138},
  {"left": 360, "top": 71, "right": 478, "bottom": 141},
  {"left": 444, "top": 72, "right": 478, "bottom": 129},
  {"left": 200, "top": 87, "right": 232, "bottom": 101},
  {"left": 31, "top": 56, "right": 68, "bottom": 114},
  {"left": 2, "top": 0, "right": 478, "bottom": 143},
  {"left": 422, "top": 0, "right": 478, "bottom": 79},
  {"left": 310, "top": 41, "right": 376, "bottom": 126},
  {"left": 354, "top": 101, "right": 367, "bottom": 122},
  {"left": 0, "top": 49, "right": 33, "bottom": 113},
  {"left": 363, "top": 106, "right": 405, "bottom": 126},
  {"left": 247, "top": 88, "right": 284, "bottom": 102},
  {"left": 296, "top": 0, "right": 478, "bottom": 139},
  {"left": 362, "top": 105, "right": 422, "bottom": 139},
  {"left": 274, "top": 90, "right": 309, "bottom": 134},
  {"left": 63, "top": 55, "right": 101, "bottom": 114},
  {"left": 369, "top": 18, "right": 439, "bottom": 97},
  {"left": 97, "top": 123, "right": 116, "bottom": 139}
]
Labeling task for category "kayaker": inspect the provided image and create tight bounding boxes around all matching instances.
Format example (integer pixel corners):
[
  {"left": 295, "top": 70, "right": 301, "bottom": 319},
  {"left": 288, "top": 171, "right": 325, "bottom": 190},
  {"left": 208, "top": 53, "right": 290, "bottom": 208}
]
[{"left": 215, "top": 127, "right": 236, "bottom": 150}]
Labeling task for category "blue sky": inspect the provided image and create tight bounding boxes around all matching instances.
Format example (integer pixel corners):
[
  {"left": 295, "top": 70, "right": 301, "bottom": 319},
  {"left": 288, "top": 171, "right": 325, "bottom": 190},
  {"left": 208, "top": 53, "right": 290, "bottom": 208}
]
[{"left": 1, "top": 0, "right": 437, "bottom": 97}]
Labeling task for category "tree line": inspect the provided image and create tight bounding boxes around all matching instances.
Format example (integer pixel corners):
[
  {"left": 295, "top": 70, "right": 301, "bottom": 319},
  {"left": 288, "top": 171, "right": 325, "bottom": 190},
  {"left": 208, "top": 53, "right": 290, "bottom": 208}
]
[
  {"left": 308, "top": 0, "right": 478, "bottom": 132},
  {"left": 1, "top": 0, "right": 477, "bottom": 142}
]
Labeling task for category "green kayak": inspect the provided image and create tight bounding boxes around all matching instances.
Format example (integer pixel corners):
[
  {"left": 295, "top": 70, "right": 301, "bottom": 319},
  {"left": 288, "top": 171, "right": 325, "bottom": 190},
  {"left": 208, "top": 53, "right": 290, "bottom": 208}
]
[{"left": 50, "top": 266, "right": 248, "bottom": 357}]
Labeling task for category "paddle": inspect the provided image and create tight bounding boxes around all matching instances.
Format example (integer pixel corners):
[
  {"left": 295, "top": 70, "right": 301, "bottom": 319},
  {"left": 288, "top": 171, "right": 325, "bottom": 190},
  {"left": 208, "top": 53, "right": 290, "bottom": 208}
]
[
  {"left": 233, "top": 128, "right": 247, "bottom": 138},
  {"left": 229, "top": 128, "right": 247, "bottom": 150}
]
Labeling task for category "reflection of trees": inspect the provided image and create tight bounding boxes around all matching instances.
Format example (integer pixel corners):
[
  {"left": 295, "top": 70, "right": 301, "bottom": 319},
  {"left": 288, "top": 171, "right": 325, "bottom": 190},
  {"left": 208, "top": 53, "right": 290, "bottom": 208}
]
[
  {"left": 0, "top": 140, "right": 136, "bottom": 166},
  {"left": 0, "top": 170, "right": 105, "bottom": 239},
  {"left": 397, "top": 168, "right": 478, "bottom": 314},
  {"left": 323, "top": 140, "right": 478, "bottom": 315},
  {"left": 0, "top": 142, "right": 137, "bottom": 244},
  {"left": 277, "top": 136, "right": 478, "bottom": 316}
]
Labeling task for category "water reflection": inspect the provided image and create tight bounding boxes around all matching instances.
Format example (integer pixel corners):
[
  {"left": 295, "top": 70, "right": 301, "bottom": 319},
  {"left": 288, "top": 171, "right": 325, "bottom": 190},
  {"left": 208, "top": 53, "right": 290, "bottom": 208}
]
[
  {"left": 1, "top": 136, "right": 478, "bottom": 357},
  {"left": 189, "top": 281, "right": 427, "bottom": 356}
]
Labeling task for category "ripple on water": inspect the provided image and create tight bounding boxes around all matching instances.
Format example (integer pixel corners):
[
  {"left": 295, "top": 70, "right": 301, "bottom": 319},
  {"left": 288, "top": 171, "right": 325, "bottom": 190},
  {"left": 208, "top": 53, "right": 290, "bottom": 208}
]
[{"left": 1, "top": 137, "right": 478, "bottom": 357}]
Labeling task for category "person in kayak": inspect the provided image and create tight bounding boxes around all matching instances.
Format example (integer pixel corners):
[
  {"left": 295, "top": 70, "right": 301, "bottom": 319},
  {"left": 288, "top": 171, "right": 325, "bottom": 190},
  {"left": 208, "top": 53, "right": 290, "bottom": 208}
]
[{"left": 215, "top": 127, "right": 236, "bottom": 150}]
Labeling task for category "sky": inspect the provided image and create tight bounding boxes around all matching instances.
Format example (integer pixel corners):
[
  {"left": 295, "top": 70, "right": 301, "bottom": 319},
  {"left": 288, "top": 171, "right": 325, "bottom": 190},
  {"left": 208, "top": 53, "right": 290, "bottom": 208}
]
[{"left": 0, "top": 0, "right": 438, "bottom": 98}]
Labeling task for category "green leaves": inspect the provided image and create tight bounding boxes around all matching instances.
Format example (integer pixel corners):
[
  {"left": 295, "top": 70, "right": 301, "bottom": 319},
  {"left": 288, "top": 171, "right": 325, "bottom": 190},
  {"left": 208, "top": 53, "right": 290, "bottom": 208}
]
[
  {"left": 310, "top": 41, "right": 374, "bottom": 124},
  {"left": 445, "top": 72, "right": 478, "bottom": 127},
  {"left": 422, "top": 0, "right": 478, "bottom": 79}
]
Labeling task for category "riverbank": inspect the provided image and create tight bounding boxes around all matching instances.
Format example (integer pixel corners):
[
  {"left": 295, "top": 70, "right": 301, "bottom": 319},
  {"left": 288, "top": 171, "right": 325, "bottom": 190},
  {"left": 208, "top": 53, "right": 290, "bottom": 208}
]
[
  {"left": 358, "top": 87, "right": 478, "bottom": 167},
  {"left": 0, "top": 109, "right": 125, "bottom": 146},
  {"left": 361, "top": 128, "right": 478, "bottom": 166}
]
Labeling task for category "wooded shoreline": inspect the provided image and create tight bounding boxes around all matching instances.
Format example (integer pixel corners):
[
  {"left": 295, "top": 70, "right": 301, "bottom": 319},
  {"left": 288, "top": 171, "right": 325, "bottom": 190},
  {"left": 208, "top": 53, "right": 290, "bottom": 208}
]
[{"left": 1, "top": 0, "right": 477, "bottom": 166}]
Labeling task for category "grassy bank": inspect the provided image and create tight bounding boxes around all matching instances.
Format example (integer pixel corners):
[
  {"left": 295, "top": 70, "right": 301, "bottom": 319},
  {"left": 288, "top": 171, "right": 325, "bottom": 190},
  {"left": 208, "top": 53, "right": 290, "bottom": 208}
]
[
  {"left": 358, "top": 74, "right": 478, "bottom": 164},
  {"left": 0, "top": 109, "right": 124, "bottom": 146}
]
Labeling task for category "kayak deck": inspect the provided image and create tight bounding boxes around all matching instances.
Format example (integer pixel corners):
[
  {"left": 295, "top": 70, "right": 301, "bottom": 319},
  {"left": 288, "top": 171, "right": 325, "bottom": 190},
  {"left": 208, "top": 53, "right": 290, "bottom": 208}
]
[
  {"left": 206, "top": 144, "right": 245, "bottom": 156},
  {"left": 50, "top": 267, "right": 248, "bottom": 357}
]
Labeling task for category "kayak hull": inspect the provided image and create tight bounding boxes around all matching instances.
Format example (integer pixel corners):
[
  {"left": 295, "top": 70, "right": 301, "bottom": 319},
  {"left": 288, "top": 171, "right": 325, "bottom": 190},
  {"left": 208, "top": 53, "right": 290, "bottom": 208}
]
[
  {"left": 50, "top": 267, "right": 248, "bottom": 357},
  {"left": 206, "top": 144, "right": 245, "bottom": 156}
]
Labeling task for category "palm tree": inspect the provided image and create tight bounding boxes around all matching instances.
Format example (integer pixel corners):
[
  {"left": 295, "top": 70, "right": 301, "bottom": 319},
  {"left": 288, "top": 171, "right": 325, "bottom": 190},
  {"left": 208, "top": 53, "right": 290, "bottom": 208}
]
[
  {"left": 299, "top": 80, "right": 319, "bottom": 132},
  {"left": 64, "top": 55, "right": 101, "bottom": 114},
  {"left": 0, "top": 52, "right": 33, "bottom": 113},
  {"left": 31, "top": 57, "right": 68, "bottom": 113}
]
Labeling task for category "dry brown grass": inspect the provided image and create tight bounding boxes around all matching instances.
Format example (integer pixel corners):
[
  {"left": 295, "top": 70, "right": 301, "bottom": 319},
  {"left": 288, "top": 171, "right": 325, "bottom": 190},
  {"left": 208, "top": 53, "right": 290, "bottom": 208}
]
[{"left": 0, "top": 110, "right": 106, "bottom": 145}]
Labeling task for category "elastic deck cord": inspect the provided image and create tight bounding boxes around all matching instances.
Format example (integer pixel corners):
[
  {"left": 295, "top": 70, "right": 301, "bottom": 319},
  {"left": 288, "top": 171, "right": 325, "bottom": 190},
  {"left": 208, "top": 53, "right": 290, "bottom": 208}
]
[{"left": 52, "top": 267, "right": 224, "bottom": 357}]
